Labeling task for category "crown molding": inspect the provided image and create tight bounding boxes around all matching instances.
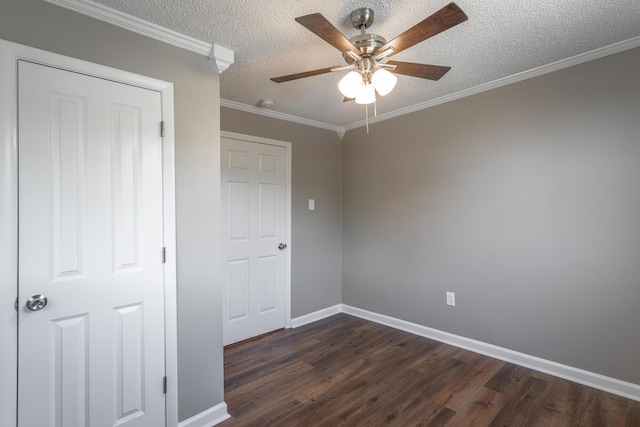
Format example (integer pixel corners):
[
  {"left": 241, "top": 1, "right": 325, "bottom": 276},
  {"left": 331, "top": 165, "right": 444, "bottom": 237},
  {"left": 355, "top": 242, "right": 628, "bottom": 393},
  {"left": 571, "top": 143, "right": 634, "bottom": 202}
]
[
  {"left": 343, "top": 35, "right": 640, "bottom": 131},
  {"left": 209, "top": 44, "right": 234, "bottom": 73},
  {"left": 43, "top": 0, "right": 640, "bottom": 134},
  {"left": 42, "top": 0, "right": 226, "bottom": 60},
  {"left": 227, "top": 35, "right": 640, "bottom": 135},
  {"left": 221, "top": 99, "right": 345, "bottom": 139},
  {"left": 44, "top": 0, "right": 234, "bottom": 72}
]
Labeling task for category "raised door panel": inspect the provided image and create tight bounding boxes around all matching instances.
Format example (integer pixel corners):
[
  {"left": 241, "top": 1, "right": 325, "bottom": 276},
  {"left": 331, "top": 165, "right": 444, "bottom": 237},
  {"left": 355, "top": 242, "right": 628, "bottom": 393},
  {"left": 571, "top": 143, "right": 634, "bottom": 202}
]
[
  {"left": 228, "top": 182, "right": 250, "bottom": 242},
  {"left": 226, "top": 259, "right": 250, "bottom": 321},
  {"left": 50, "top": 314, "right": 89, "bottom": 427},
  {"left": 114, "top": 304, "right": 145, "bottom": 424},
  {"left": 50, "top": 95, "right": 87, "bottom": 282},
  {"left": 111, "top": 105, "right": 142, "bottom": 273},
  {"left": 258, "top": 256, "right": 277, "bottom": 313},
  {"left": 259, "top": 183, "right": 277, "bottom": 239}
]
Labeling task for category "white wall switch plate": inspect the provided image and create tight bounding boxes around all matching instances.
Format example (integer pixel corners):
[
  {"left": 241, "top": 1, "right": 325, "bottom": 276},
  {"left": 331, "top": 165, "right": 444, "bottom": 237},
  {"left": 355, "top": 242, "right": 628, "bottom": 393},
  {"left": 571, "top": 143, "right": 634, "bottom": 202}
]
[
  {"left": 309, "top": 199, "right": 315, "bottom": 210},
  {"left": 446, "top": 292, "right": 456, "bottom": 306}
]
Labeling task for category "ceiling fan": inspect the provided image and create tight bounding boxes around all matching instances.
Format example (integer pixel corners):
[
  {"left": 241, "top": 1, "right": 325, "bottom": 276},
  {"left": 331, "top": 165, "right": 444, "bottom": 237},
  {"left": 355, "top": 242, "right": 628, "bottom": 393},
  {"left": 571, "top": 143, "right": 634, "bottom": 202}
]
[{"left": 271, "top": 3, "right": 468, "bottom": 104}]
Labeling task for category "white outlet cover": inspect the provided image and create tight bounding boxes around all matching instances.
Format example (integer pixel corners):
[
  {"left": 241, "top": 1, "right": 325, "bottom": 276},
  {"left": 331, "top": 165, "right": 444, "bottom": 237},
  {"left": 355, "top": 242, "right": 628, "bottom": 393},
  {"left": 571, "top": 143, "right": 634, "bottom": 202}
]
[
  {"left": 446, "top": 292, "right": 456, "bottom": 306},
  {"left": 309, "top": 199, "right": 315, "bottom": 210}
]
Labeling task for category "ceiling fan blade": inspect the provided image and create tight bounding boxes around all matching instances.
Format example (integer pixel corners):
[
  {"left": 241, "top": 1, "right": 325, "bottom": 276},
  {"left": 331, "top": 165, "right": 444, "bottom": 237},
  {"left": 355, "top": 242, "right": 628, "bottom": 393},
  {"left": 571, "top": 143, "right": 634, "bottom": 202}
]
[
  {"left": 386, "top": 61, "right": 451, "bottom": 81},
  {"left": 379, "top": 3, "right": 468, "bottom": 57},
  {"left": 343, "top": 97, "right": 354, "bottom": 102},
  {"left": 296, "top": 13, "right": 360, "bottom": 53},
  {"left": 271, "top": 67, "right": 336, "bottom": 83}
]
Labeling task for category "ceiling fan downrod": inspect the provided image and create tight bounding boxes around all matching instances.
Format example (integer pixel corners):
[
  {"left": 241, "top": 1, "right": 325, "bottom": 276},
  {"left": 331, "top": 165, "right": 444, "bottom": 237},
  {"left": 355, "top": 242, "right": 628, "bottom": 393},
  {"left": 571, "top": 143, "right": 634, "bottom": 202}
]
[{"left": 350, "top": 8, "right": 374, "bottom": 32}]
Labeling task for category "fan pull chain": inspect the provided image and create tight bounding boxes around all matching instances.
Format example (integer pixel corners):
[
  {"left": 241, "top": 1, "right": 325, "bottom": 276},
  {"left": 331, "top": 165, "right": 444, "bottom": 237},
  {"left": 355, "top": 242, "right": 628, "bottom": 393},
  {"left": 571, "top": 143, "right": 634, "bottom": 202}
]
[{"left": 366, "top": 103, "right": 369, "bottom": 134}]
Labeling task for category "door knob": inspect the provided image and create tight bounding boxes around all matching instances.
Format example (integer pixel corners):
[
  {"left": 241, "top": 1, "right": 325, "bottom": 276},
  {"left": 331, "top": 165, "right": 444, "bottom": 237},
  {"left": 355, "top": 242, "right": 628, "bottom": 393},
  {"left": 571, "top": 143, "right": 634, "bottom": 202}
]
[
  {"left": 26, "top": 295, "right": 48, "bottom": 311},
  {"left": 278, "top": 243, "right": 287, "bottom": 250}
]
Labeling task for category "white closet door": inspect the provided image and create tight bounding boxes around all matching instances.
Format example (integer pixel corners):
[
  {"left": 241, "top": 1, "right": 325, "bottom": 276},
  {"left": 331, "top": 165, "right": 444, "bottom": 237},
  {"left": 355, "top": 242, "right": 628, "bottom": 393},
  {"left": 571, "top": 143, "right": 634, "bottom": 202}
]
[{"left": 18, "top": 60, "right": 166, "bottom": 427}]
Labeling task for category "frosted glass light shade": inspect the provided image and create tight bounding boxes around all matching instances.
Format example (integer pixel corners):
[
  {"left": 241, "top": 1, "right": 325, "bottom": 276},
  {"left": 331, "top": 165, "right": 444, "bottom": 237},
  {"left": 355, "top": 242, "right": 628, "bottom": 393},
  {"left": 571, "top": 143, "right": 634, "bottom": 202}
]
[
  {"left": 338, "top": 71, "right": 363, "bottom": 98},
  {"left": 355, "top": 83, "right": 376, "bottom": 104},
  {"left": 371, "top": 69, "right": 397, "bottom": 96}
]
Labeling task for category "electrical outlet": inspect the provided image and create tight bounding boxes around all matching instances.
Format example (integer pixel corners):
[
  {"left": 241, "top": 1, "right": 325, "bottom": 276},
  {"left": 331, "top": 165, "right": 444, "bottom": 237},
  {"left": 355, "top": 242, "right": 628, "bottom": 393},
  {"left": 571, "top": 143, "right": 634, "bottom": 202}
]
[
  {"left": 308, "top": 199, "right": 315, "bottom": 210},
  {"left": 446, "top": 292, "right": 456, "bottom": 306}
]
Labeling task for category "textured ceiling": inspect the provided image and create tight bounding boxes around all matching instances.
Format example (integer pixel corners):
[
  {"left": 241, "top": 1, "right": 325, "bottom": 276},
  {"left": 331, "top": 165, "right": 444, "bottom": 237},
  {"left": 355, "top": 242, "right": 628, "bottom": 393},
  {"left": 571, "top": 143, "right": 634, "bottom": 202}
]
[{"left": 91, "top": 0, "right": 640, "bottom": 128}]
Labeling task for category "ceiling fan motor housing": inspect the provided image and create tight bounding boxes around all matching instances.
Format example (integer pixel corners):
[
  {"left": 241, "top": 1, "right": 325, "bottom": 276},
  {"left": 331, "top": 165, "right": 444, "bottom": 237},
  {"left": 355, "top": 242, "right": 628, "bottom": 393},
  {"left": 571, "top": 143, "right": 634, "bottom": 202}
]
[
  {"left": 349, "top": 34, "right": 386, "bottom": 55},
  {"left": 343, "top": 34, "right": 387, "bottom": 79}
]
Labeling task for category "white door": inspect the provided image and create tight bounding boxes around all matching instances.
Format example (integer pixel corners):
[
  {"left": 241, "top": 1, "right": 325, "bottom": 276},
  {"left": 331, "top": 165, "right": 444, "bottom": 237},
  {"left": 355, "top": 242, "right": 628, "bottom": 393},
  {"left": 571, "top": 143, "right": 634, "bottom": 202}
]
[
  {"left": 18, "top": 61, "right": 166, "bottom": 427},
  {"left": 221, "top": 136, "right": 289, "bottom": 345}
]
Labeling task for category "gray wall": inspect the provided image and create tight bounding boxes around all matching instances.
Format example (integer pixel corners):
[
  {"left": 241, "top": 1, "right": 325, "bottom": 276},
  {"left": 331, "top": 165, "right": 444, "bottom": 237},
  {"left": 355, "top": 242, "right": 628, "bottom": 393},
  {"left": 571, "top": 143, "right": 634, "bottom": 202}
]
[
  {"left": 221, "top": 108, "right": 342, "bottom": 317},
  {"left": 1, "top": 0, "right": 224, "bottom": 421},
  {"left": 342, "top": 46, "right": 640, "bottom": 384}
]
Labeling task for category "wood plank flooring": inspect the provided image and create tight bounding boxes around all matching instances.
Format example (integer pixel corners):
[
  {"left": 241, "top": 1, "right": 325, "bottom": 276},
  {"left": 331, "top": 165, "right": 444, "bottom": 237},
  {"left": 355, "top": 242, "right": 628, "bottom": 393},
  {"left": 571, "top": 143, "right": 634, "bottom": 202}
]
[{"left": 220, "top": 314, "right": 640, "bottom": 426}]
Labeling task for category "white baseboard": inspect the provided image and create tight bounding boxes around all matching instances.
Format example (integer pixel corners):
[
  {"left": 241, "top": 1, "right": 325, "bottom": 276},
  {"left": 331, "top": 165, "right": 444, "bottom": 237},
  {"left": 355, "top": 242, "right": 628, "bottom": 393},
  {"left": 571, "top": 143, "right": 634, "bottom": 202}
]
[
  {"left": 291, "top": 304, "right": 342, "bottom": 328},
  {"left": 178, "top": 402, "right": 230, "bottom": 427},
  {"left": 341, "top": 304, "right": 640, "bottom": 402}
]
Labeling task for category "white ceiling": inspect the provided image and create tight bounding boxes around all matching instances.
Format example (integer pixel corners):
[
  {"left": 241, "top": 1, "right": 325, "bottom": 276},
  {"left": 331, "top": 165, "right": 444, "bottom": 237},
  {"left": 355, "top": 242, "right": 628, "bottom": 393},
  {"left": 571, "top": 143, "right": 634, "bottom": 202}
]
[{"left": 88, "top": 0, "right": 640, "bottom": 128}]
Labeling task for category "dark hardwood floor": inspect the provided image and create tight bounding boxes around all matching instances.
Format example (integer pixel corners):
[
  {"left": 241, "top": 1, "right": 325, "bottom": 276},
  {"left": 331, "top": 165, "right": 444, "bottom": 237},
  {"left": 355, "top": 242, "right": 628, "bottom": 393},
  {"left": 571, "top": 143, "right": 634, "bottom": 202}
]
[{"left": 220, "top": 313, "right": 640, "bottom": 426}]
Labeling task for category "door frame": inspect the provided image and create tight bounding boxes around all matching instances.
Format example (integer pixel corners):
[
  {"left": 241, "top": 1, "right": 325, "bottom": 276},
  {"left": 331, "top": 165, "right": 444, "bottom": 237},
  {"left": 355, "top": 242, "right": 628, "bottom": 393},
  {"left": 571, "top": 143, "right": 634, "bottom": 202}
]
[
  {"left": 220, "top": 131, "right": 292, "bottom": 330},
  {"left": 0, "top": 39, "right": 178, "bottom": 426}
]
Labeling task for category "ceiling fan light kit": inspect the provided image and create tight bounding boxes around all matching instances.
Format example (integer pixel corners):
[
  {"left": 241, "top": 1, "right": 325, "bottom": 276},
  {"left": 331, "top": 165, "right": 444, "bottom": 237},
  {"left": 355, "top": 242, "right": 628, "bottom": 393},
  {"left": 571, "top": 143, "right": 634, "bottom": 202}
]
[
  {"left": 338, "top": 71, "right": 362, "bottom": 99},
  {"left": 355, "top": 83, "right": 376, "bottom": 105},
  {"left": 370, "top": 68, "right": 397, "bottom": 96},
  {"left": 271, "top": 2, "right": 468, "bottom": 112},
  {"left": 338, "top": 69, "right": 397, "bottom": 104}
]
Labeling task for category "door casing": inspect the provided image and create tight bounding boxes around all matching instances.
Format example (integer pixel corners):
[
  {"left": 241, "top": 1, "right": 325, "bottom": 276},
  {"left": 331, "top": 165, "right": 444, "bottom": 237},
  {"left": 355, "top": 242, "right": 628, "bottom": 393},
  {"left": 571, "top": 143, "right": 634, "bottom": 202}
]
[
  {"left": 220, "top": 131, "right": 292, "bottom": 335},
  {"left": 0, "top": 39, "right": 178, "bottom": 427}
]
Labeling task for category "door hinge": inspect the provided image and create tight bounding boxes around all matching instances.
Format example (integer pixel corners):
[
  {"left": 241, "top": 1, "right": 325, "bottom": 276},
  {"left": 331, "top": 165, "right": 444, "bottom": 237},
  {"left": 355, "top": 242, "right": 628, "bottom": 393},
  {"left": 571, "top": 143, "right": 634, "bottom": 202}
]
[
  {"left": 160, "top": 121, "right": 165, "bottom": 138},
  {"left": 14, "top": 297, "right": 19, "bottom": 312},
  {"left": 162, "top": 247, "right": 166, "bottom": 264},
  {"left": 163, "top": 376, "right": 167, "bottom": 394}
]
